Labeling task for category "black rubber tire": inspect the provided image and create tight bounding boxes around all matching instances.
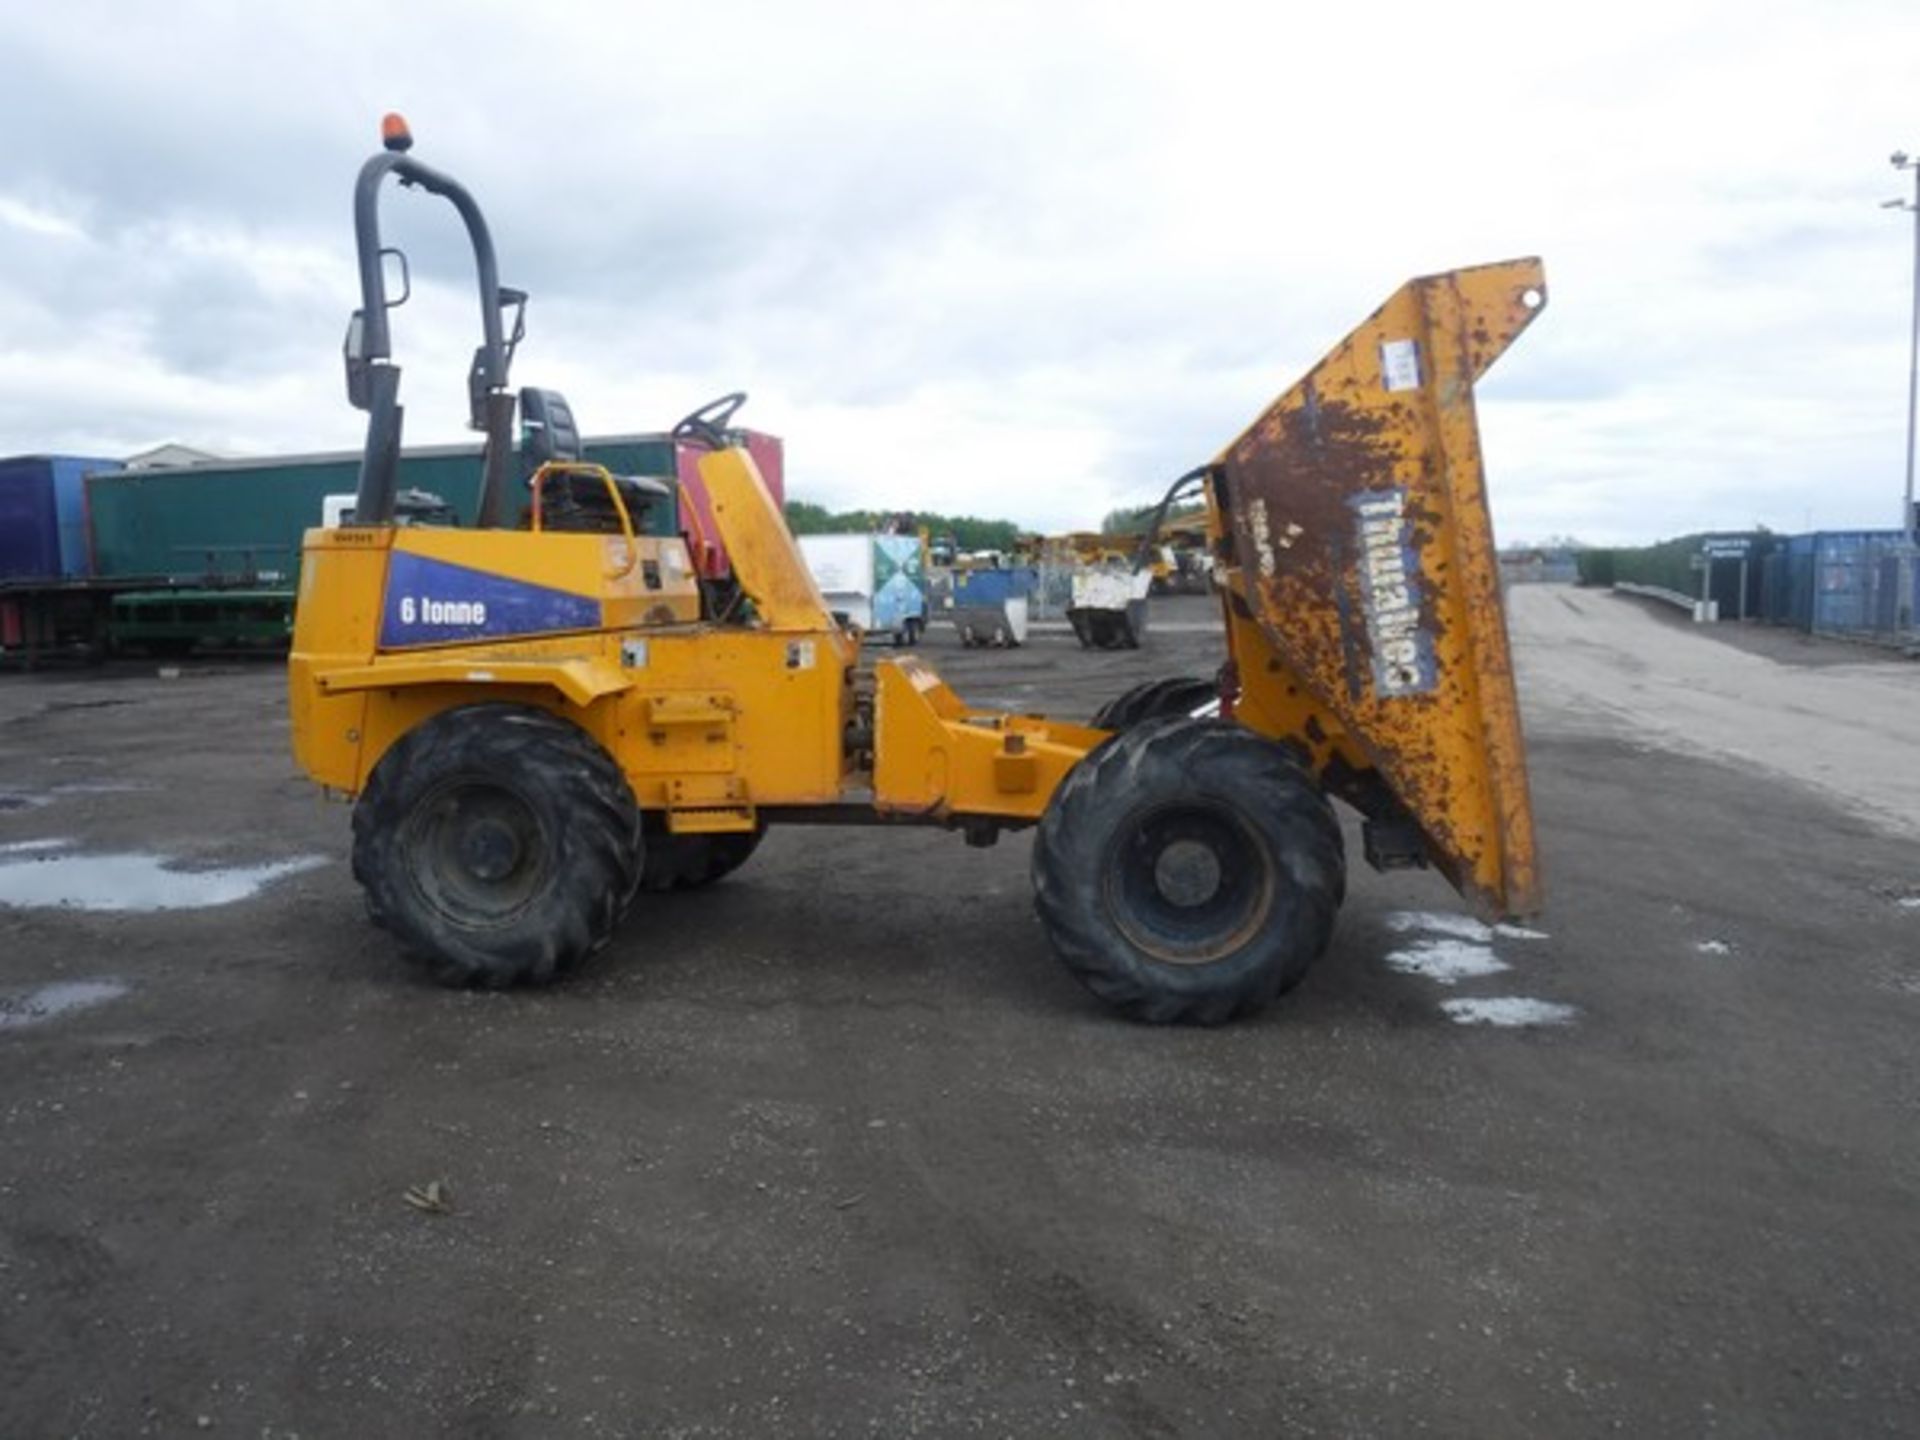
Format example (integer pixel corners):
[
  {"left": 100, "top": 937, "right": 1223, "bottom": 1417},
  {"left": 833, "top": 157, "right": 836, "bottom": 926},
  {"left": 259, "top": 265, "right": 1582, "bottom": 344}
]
[
  {"left": 639, "top": 821, "right": 764, "bottom": 892},
  {"left": 1090, "top": 676, "right": 1218, "bottom": 732},
  {"left": 351, "top": 704, "right": 641, "bottom": 988},
  {"left": 1032, "top": 717, "right": 1344, "bottom": 1025}
]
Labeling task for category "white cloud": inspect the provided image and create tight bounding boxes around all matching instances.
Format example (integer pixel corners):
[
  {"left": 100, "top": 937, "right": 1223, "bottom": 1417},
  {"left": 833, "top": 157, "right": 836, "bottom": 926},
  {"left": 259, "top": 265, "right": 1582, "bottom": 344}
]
[
  {"left": 0, "top": 196, "right": 85, "bottom": 241},
  {"left": 0, "top": 0, "right": 1917, "bottom": 541}
]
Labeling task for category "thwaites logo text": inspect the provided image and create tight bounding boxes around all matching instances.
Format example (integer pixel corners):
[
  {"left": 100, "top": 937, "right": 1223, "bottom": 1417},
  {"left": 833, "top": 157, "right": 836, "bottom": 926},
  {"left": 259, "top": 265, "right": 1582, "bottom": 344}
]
[{"left": 1351, "top": 488, "right": 1436, "bottom": 699}]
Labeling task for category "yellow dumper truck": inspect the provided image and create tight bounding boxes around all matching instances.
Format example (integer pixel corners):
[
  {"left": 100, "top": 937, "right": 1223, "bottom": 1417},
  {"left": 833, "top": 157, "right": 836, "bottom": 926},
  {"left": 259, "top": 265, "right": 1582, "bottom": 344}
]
[{"left": 289, "top": 116, "right": 1544, "bottom": 1024}]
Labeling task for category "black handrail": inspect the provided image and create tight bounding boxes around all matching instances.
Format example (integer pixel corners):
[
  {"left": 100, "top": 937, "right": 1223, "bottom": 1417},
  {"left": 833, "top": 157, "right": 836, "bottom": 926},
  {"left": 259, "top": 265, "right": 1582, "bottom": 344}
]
[{"left": 345, "top": 119, "right": 519, "bottom": 526}]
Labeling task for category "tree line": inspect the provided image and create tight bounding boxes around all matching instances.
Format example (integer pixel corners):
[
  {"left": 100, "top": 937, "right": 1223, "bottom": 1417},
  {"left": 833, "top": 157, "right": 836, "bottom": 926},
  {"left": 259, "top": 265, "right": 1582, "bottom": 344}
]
[
  {"left": 1100, "top": 500, "right": 1206, "bottom": 535},
  {"left": 782, "top": 499, "right": 1021, "bottom": 553}
]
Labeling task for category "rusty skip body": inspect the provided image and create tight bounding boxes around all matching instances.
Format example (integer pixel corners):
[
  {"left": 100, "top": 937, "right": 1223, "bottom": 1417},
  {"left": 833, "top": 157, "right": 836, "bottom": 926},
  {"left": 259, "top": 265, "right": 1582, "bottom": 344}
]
[{"left": 1212, "top": 258, "right": 1548, "bottom": 918}]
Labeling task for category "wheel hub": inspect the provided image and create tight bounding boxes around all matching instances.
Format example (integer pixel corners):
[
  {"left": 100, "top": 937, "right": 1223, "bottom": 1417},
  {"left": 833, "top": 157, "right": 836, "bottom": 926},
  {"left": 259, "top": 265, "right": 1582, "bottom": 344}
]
[
  {"left": 460, "top": 816, "right": 522, "bottom": 882},
  {"left": 406, "top": 779, "right": 548, "bottom": 923},
  {"left": 1106, "top": 802, "right": 1275, "bottom": 966},
  {"left": 1154, "top": 838, "right": 1223, "bottom": 908}
]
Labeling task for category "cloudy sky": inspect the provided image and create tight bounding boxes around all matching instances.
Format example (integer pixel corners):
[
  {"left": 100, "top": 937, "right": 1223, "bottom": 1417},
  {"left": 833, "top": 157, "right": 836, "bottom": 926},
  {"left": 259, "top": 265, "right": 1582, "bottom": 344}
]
[{"left": 1, "top": 0, "right": 1917, "bottom": 543}]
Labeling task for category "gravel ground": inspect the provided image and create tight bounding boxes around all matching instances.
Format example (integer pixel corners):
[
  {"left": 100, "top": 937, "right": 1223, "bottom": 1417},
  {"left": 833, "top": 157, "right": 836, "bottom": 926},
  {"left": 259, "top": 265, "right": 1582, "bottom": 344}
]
[{"left": 2, "top": 594, "right": 1918, "bottom": 1437}]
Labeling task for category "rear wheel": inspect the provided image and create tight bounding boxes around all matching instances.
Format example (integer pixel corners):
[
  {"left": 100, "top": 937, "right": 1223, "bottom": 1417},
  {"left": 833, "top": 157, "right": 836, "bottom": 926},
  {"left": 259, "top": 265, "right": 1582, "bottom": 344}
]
[
  {"left": 639, "top": 821, "right": 764, "bottom": 892},
  {"left": 1090, "top": 675, "right": 1218, "bottom": 732},
  {"left": 1032, "top": 717, "right": 1344, "bottom": 1024},
  {"left": 351, "top": 704, "right": 641, "bottom": 987}
]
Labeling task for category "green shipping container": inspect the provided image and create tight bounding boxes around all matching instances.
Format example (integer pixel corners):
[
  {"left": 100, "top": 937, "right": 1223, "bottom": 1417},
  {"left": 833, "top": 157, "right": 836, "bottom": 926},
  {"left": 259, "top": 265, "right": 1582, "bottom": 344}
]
[{"left": 86, "top": 435, "right": 681, "bottom": 583}]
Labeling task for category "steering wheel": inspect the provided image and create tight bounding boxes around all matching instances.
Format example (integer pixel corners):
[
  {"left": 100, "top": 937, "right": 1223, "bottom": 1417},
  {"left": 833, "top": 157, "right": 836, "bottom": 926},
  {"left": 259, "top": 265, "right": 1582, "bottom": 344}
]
[{"left": 671, "top": 392, "right": 749, "bottom": 450}]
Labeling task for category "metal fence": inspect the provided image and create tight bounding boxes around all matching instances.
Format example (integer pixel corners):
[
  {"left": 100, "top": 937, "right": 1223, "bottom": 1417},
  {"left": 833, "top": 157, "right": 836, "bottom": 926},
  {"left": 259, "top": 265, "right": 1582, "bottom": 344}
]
[
  {"left": 1500, "top": 557, "right": 1580, "bottom": 585},
  {"left": 1585, "top": 530, "right": 1916, "bottom": 645}
]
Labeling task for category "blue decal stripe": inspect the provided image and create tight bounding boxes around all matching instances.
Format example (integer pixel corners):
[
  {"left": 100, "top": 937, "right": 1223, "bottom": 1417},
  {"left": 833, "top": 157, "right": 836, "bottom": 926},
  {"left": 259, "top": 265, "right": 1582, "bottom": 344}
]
[{"left": 380, "top": 551, "right": 601, "bottom": 648}]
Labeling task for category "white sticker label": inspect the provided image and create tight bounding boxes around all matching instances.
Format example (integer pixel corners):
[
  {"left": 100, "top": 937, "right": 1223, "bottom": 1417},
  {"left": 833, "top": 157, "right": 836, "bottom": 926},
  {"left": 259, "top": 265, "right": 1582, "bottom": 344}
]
[
  {"left": 786, "top": 640, "right": 816, "bottom": 670},
  {"left": 621, "top": 639, "right": 649, "bottom": 669},
  {"left": 1381, "top": 338, "right": 1421, "bottom": 393},
  {"left": 1247, "top": 498, "right": 1279, "bottom": 579}
]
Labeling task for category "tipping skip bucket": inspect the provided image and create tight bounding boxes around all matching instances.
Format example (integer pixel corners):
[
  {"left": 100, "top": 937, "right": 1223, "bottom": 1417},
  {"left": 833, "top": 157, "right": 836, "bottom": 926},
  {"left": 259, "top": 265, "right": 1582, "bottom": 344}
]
[{"left": 1215, "top": 259, "right": 1547, "bottom": 917}]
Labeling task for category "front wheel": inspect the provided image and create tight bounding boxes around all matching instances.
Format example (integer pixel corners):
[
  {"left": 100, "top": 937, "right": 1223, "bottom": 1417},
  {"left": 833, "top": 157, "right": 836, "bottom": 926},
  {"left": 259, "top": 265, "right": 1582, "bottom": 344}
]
[
  {"left": 1032, "top": 717, "right": 1344, "bottom": 1024},
  {"left": 351, "top": 704, "right": 641, "bottom": 987}
]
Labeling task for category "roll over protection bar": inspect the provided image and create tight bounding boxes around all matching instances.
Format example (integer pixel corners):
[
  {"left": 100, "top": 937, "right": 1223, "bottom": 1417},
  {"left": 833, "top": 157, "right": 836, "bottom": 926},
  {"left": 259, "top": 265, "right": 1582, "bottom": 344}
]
[{"left": 345, "top": 117, "right": 524, "bottom": 527}]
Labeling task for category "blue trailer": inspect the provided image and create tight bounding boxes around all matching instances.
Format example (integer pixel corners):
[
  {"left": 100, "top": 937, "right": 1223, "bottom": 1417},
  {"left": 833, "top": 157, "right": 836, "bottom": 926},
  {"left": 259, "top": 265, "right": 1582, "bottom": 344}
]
[
  {"left": 0, "top": 455, "right": 129, "bottom": 663},
  {"left": 0, "top": 455, "right": 121, "bottom": 582}
]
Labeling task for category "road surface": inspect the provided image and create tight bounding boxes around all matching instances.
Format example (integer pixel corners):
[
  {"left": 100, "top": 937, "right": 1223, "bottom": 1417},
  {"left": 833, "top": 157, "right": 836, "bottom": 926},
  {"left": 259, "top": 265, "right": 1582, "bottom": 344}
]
[
  {"left": 1, "top": 597, "right": 1917, "bottom": 1437},
  {"left": 1510, "top": 585, "right": 1920, "bottom": 839}
]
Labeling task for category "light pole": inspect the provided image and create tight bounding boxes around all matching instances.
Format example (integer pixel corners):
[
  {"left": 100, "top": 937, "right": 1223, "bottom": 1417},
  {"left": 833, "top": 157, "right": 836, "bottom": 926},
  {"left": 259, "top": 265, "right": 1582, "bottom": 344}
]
[{"left": 1884, "top": 151, "right": 1920, "bottom": 636}]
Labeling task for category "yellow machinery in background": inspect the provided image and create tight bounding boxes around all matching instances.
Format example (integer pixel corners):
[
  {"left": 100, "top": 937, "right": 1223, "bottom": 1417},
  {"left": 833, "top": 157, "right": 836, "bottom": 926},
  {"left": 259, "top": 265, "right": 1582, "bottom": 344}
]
[
  {"left": 1041, "top": 530, "right": 1178, "bottom": 590},
  {"left": 290, "top": 117, "right": 1544, "bottom": 1023}
]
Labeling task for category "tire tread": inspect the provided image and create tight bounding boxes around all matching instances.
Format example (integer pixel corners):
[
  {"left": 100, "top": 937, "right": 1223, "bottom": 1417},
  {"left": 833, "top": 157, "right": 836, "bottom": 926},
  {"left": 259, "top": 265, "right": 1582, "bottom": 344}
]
[
  {"left": 351, "top": 704, "right": 641, "bottom": 988},
  {"left": 1032, "top": 717, "right": 1345, "bottom": 1024}
]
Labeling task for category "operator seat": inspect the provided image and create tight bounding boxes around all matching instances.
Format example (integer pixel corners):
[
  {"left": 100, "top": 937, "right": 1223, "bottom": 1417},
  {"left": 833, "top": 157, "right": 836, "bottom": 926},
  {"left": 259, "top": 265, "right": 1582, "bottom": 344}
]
[
  {"left": 518, "top": 387, "right": 672, "bottom": 534},
  {"left": 521, "top": 387, "right": 583, "bottom": 465}
]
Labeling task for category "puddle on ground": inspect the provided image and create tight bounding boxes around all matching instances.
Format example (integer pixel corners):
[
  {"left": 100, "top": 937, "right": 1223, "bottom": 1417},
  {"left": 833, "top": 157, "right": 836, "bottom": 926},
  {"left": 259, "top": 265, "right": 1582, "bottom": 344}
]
[
  {"left": 1384, "top": 937, "right": 1510, "bottom": 985},
  {"left": 0, "top": 980, "right": 129, "bottom": 1032},
  {"left": 0, "top": 839, "right": 73, "bottom": 855},
  {"left": 1384, "top": 910, "right": 1493, "bottom": 943},
  {"left": 1387, "top": 911, "right": 1555, "bottom": 945},
  {"left": 41, "top": 698, "right": 139, "bottom": 716},
  {"left": 0, "top": 781, "right": 150, "bottom": 810},
  {"left": 0, "top": 846, "right": 326, "bottom": 912},
  {"left": 1694, "top": 939, "right": 1734, "bottom": 956},
  {"left": 1494, "top": 923, "right": 1551, "bottom": 941},
  {"left": 1441, "top": 997, "right": 1578, "bottom": 1028},
  {"left": 1386, "top": 911, "right": 1572, "bottom": 1023}
]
